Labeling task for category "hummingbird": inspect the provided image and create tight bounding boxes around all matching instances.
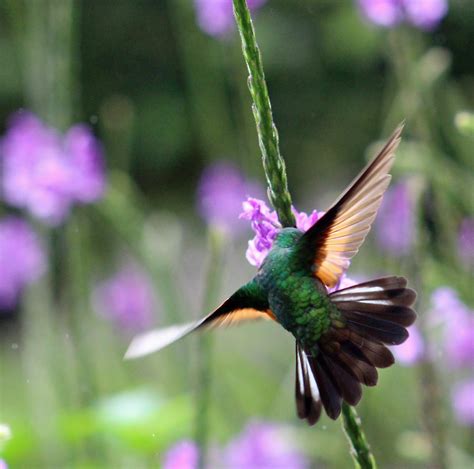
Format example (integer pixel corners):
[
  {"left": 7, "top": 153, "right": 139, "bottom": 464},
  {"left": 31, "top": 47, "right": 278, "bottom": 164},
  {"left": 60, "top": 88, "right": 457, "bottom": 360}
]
[{"left": 125, "top": 123, "right": 416, "bottom": 425}]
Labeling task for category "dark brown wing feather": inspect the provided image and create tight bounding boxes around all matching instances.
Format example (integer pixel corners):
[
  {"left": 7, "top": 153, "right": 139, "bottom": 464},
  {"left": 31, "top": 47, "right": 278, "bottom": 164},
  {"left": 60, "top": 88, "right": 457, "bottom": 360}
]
[{"left": 298, "top": 124, "right": 404, "bottom": 287}]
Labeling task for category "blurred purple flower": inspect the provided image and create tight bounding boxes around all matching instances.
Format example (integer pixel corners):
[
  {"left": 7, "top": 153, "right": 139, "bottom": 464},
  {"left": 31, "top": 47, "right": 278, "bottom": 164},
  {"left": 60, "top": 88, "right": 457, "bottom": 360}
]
[
  {"left": 452, "top": 380, "right": 474, "bottom": 426},
  {"left": 93, "top": 264, "right": 155, "bottom": 332},
  {"left": 162, "top": 440, "right": 199, "bottom": 469},
  {"left": 225, "top": 420, "right": 309, "bottom": 469},
  {"left": 0, "top": 111, "right": 105, "bottom": 225},
  {"left": 375, "top": 181, "right": 414, "bottom": 256},
  {"left": 197, "top": 162, "right": 263, "bottom": 234},
  {"left": 458, "top": 218, "right": 474, "bottom": 268},
  {"left": 240, "top": 197, "right": 324, "bottom": 268},
  {"left": 64, "top": 124, "right": 105, "bottom": 203},
  {"left": 429, "top": 287, "right": 467, "bottom": 325},
  {"left": 429, "top": 287, "right": 474, "bottom": 369},
  {"left": 403, "top": 0, "right": 448, "bottom": 30},
  {"left": 357, "top": 0, "right": 447, "bottom": 31},
  {"left": 194, "top": 0, "right": 267, "bottom": 37},
  {"left": 0, "top": 217, "right": 45, "bottom": 309},
  {"left": 0, "top": 460, "right": 7, "bottom": 469},
  {"left": 358, "top": 0, "right": 404, "bottom": 27},
  {"left": 392, "top": 325, "right": 425, "bottom": 366}
]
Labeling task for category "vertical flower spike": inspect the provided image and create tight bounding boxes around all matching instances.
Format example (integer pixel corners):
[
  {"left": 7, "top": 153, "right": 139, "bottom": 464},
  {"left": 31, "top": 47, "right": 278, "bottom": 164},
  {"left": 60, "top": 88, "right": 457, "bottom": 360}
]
[
  {"left": 0, "top": 111, "right": 105, "bottom": 225},
  {"left": 93, "top": 264, "right": 155, "bottom": 332},
  {"left": 0, "top": 217, "right": 46, "bottom": 309}
]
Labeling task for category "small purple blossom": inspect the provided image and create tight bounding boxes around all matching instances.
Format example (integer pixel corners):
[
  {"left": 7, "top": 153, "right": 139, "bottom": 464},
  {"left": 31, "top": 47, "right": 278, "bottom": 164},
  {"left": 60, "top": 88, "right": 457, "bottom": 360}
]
[
  {"left": 0, "top": 111, "right": 105, "bottom": 225},
  {"left": 240, "top": 197, "right": 324, "bottom": 268},
  {"left": 0, "top": 217, "right": 46, "bottom": 309},
  {"left": 392, "top": 325, "right": 425, "bottom": 366},
  {"left": 452, "top": 380, "right": 474, "bottom": 426},
  {"left": 64, "top": 124, "right": 105, "bottom": 203},
  {"left": 194, "top": 0, "right": 267, "bottom": 37},
  {"left": 429, "top": 287, "right": 474, "bottom": 369},
  {"left": 403, "top": 0, "right": 448, "bottom": 30},
  {"left": 292, "top": 208, "right": 320, "bottom": 233},
  {"left": 162, "top": 440, "right": 199, "bottom": 469},
  {"left": 197, "top": 162, "right": 263, "bottom": 234},
  {"left": 458, "top": 218, "right": 474, "bottom": 268},
  {"left": 0, "top": 460, "right": 7, "bottom": 469},
  {"left": 375, "top": 181, "right": 414, "bottom": 256},
  {"left": 358, "top": 0, "right": 404, "bottom": 27},
  {"left": 93, "top": 264, "right": 155, "bottom": 332},
  {"left": 224, "top": 420, "right": 309, "bottom": 469},
  {"left": 357, "top": 0, "right": 448, "bottom": 31}
]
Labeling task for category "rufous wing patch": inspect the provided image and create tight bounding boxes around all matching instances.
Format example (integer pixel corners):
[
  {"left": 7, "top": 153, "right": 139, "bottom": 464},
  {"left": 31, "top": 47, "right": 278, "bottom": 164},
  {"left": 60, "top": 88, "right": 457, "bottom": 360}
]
[{"left": 299, "top": 124, "right": 404, "bottom": 288}]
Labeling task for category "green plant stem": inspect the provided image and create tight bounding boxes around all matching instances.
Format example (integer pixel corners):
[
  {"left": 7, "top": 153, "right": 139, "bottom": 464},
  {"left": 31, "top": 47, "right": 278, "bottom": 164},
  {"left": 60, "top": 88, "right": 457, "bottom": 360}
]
[
  {"left": 342, "top": 403, "right": 377, "bottom": 469},
  {"left": 232, "top": 2, "right": 376, "bottom": 468},
  {"left": 387, "top": 29, "right": 448, "bottom": 469},
  {"left": 195, "top": 228, "right": 226, "bottom": 469},
  {"left": 23, "top": 0, "right": 76, "bottom": 129},
  {"left": 232, "top": 0, "right": 295, "bottom": 228}
]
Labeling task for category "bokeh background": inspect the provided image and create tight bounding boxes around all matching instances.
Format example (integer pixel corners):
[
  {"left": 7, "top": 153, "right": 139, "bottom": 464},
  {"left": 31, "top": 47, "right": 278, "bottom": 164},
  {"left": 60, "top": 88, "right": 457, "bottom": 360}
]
[{"left": 0, "top": 0, "right": 473, "bottom": 467}]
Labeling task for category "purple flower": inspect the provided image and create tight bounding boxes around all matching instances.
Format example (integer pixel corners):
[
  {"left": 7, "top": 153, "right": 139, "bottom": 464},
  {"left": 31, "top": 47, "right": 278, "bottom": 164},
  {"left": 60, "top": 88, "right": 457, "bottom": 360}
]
[
  {"left": 64, "top": 124, "right": 105, "bottom": 203},
  {"left": 224, "top": 420, "right": 309, "bottom": 469},
  {"left": 403, "top": 0, "right": 448, "bottom": 30},
  {"left": 197, "top": 162, "right": 263, "bottom": 234},
  {"left": 357, "top": 0, "right": 448, "bottom": 31},
  {"left": 93, "top": 264, "right": 155, "bottom": 332},
  {"left": 358, "top": 0, "right": 404, "bottom": 27},
  {"left": 0, "top": 460, "right": 7, "bottom": 469},
  {"left": 0, "top": 217, "right": 46, "bottom": 309},
  {"left": 0, "top": 111, "right": 105, "bottom": 225},
  {"left": 429, "top": 287, "right": 474, "bottom": 369},
  {"left": 162, "top": 440, "right": 199, "bottom": 469},
  {"left": 458, "top": 218, "right": 474, "bottom": 268},
  {"left": 240, "top": 197, "right": 324, "bottom": 268},
  {"left": 392, "top": 325, "right": 425, "bottom": 366},
  {"left": 375, "top": 181, "right": 414, "bottom": 256},
  {"left": 292, "top": 208, "right": 320, "bottom": 233},
  {"left": 194, "top": 0, "right": 267, "bottom": 37},
  {"left": 452, "top": 380, "right": 474, "bottom": 426}
]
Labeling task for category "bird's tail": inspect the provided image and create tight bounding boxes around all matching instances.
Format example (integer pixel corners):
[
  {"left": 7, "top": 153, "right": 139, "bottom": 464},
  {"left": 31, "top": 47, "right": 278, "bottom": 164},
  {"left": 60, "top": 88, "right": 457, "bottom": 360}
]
[{"left": 295, "top": 276, "right": 416, "bottom": 424}]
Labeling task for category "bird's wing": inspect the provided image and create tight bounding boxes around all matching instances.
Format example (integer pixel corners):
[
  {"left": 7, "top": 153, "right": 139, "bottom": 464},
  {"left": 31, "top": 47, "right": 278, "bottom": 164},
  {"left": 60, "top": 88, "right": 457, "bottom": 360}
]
[
  {"left": 297, "top": 124, "right": 403, "bottom": 288},
  {"left": 125, "top": 281, "right": 273, "bottom": 359}
]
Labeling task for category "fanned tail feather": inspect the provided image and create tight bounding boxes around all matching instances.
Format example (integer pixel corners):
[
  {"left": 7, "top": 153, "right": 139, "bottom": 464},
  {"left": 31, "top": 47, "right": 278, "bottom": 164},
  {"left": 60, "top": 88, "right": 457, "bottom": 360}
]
[
  {"left": 295, "top": 344, "right": 322, "bottom": 425},
  {"left": 295, "top": 276, "right": 416, "bottom": 423}
]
